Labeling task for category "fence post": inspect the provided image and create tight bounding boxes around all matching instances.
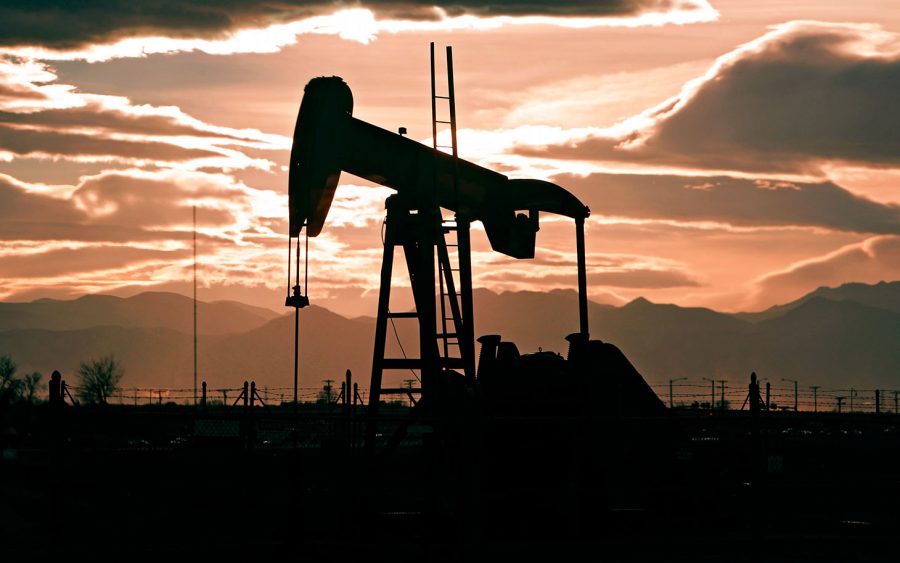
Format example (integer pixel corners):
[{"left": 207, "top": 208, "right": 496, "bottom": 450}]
[
  {"left": 201, "top": 381, "right": 207, "bottom": 409},
  {"left": 250, "top": 381, "right": 256, "bottom": 408},
  {"left": 875, "top": 389, "right": 881, "bottom": 414},
  {"left": 49, "top": 370, "right": 62, "bottom": 407}
]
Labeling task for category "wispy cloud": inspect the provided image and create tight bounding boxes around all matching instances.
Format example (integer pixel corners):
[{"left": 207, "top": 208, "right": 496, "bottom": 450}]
[{"left": 0, "top": 58, "right": 287, "bottom": 172}]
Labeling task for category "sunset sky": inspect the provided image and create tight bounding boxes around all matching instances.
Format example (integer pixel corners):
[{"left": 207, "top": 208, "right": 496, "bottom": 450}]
[{"left": 2, "top": 0, "right": 899, "bottom": 318}]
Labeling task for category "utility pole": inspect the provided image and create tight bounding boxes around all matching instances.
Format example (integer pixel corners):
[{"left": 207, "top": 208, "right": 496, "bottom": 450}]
[
  {"left": 193, "top": 205, "right": 198, "bottom": 406},
  {"left": 716, "top": 379, "right": 727, "bottom": 410},
  {"left": 702, "top": 377, "right": 715, "bottom": 410},
  {"left": 836, "top": 396, "right": 845, "bottom": 414},
  {"left": 782, "top": 378, "right": 798, "bottom": 412},
  {"left": 322, "top": 379, "right": 335, "bottom": 404},
  {"left": 810, "top": 386, "right": 820, "bottom": 413},
  {"left": 669, "top": 377, "right": 687, "bottom": 409},
  {"left": 850, "top": 388, "right": 856, "bottom": 412}
]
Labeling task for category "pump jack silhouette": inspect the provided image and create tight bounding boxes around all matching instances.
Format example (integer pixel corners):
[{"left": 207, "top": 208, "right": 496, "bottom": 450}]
[{"left": 286, "top": 44, "right": 664, "bottom": 540}]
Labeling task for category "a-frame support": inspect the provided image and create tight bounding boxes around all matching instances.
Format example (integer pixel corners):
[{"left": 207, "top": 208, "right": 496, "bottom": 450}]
[
  {"left": 366, "top": 44, "right": 475, "bottom": 455},
  {"left": 365, "top": 196, "right": 470, "bottom": 451}
]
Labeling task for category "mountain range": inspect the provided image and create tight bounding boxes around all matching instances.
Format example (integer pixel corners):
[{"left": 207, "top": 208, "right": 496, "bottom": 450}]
[{"left": 0, "top": 281, "right": 898, "bottom": 395}]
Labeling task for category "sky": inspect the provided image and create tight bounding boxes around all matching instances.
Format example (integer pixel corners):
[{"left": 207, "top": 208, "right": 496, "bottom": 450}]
[{"left": 1, "top": 0, "right": 899, "bottom": 318}]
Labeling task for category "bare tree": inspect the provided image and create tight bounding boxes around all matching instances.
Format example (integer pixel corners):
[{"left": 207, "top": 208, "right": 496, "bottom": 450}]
[{"left": 76, "top": 355, "right": 124, "bottom": 405}]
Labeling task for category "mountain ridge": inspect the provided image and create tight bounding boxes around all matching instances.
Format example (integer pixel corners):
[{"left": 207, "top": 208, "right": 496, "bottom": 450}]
[{"left": 0, "top": 281, "right": 897, "bottom": 392}]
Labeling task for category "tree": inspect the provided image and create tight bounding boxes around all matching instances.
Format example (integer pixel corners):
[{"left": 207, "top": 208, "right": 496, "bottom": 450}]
[
  {"left": 22, "top": 372, "right": 43, "bottom": 403},
  {"left": 76, "top": 355, "right": 124, "bottom": 405},
  {"left": 0, "top": 354, "right": 23, "bottom": 404}
]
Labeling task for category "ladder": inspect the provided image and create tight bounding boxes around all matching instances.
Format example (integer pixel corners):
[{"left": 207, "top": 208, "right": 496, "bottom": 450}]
[
  {"left": 437, "top": 218, "right": 462, "bottom": 361},
  {"left": 431, "top": 42, "right": 475, "bottom": 382}
]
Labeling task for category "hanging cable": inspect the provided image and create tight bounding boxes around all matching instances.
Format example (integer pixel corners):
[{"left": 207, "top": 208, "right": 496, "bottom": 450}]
[
  {"left": 286, "top": 235, "right": 292, "bottom": 300},
  {"left": 378, "top": 215, "right": 419, "bottom": 382},
  {"left": 304, "top": 226, "right": 309, "bottom": 297},
  {"left": 388, "top": 309, "right": 420, "bottom": 382}
]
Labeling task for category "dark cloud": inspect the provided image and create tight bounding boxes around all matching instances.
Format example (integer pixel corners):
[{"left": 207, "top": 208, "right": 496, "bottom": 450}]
[
  {"left": 0, "top": 124, "right": 221, "bottom": 161},
  {"left": 557, "top": 173, "right": 900, "bottom": 234},
  {"left": 72, "top": 171, "right": 239, "bottom": 228},
  {"left": 0, "top": 171, "right": 240, "bottom": 244},
  {"left": 0, "top": 245, "right": 191, "bottom": 278},
  {"left": 0, "top": 221, "right": 227, "bottom": 244},
  {"left": 0, "top": 1, "right": 701, "bottom": 49},
  {"left": 530, "top": 23, "right": 900, "bottom": 174},
  {"left": 0, "top": 106, "right": 238, "bottom": 139},
  {"left": 0, "top": 175, "right": 85, "bottom": 223},
  {"left": 0, "top": 82, "right": 46, "bottom": 102}
]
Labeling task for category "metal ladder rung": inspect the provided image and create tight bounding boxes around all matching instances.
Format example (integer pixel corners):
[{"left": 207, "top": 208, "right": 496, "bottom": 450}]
[
  {"left": 434, "top": 95, "right": 450, "bottom": 99},
  {"left": 386, "top": 311, "right": 418, "bottom": 319},
  {"left": 436, "top": 332, "right": 458, "bottom": 338},
  {"left": 435, "top": 120, "right": 452, "bottom": 124}
]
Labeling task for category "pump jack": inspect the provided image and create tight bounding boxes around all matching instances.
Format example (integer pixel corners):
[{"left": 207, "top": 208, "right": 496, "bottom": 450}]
[
  {"left": 287, "top": 54, "right": 594, "bottom": 430},
  {"left": 286, "top": 46, "right": 665, "bottom": 541}
]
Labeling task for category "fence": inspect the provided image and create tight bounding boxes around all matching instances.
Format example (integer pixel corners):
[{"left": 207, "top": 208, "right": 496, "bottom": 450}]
[
  {"left": 57, "top": 380, "right": 900, "bottom": 414},
  {"left": 651, "top": 381, "right": 900, "bottom": 413},
  {"left": 65, "top": 384, "right": 372, "bottom": 407}
]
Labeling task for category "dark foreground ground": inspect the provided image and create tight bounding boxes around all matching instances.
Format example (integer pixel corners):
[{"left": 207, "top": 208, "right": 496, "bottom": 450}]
[{"left": 2, "top": 403, "right": 899, "bottom": 561}]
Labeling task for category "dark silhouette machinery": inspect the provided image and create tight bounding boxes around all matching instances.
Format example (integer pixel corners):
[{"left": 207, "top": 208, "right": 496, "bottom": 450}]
[
  {"left": 287, "top": 70, "right": 661, "bottom": 417},
  {"left": 286, "top": 47, "right": 664, "bottom": 539}
]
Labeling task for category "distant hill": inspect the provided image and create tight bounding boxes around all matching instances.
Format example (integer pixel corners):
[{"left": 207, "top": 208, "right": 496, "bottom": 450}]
[
  {"left": 0, "top": 291, "right": 279, "bottom": 335},
  {"left": 0, "top": 325, "right": 197, "bottom": 389},
  {"left": 737, "top": 280, "right": 900, "bottom": 322},
  {"left": 744, "top": 297, "right": 900, "bottom": 388},
  {"left": 1, "top": 282, "right": 898, "bottom": 394}
]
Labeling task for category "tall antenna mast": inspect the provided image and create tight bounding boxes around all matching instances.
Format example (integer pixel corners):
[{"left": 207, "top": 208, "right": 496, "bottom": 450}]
[{"left": 193, "top": 205, "right": 198, "bottom": 406}]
